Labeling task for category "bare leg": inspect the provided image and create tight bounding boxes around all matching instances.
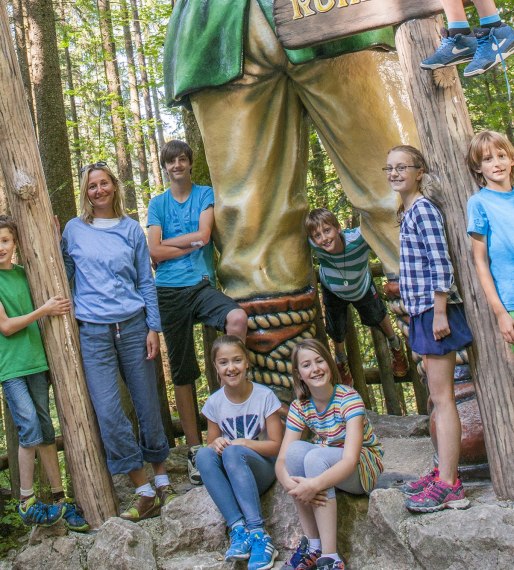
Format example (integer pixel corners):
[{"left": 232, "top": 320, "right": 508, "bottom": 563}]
[
  {"left": 225, "top": 308, "right": 248, "bottom": 340},
  {"left": 333, "top": 340, "right": 347, "bottom": 358},
  {"left": 37, "top": 443, "right": 63, "bottom": 490},
  {"left": 175, "top": 384, "right": 201, "bottom": 446},
  {"left": 425, "top": 352, "right": 460, "bottom": 484},
  {"left": 128, "top": 467, "right": 150, "bottom": 488},
  {"left": 313, "top": 498, "right": 338, "bottom": 554},
  {"left": 377, "top": 315, "right": 395, "bottom": 339},
  {"left": 293, "top": 499, "right": 320, "bottom": 539},
  {"left": 18, "top": 446, "right": 36, "bottom": 492},
  {"left": 441, "top": 0, "right": 468, "bottom": 21},
  {"left": 472, "top": 0, "right": 499, "bottom": 18},
  {"left": 151, "top": 462, "right": 167, "bottom": 476}
]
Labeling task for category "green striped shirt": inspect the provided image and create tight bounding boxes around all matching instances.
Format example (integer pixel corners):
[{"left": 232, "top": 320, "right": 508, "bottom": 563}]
[{"left": 310, "top": 227, "right": 371, "bottom": 302}]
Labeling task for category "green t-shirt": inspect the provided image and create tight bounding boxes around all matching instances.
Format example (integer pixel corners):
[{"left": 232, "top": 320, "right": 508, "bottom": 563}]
[{"left": 0, "top": 264, "right": 48, "bottom": 383}]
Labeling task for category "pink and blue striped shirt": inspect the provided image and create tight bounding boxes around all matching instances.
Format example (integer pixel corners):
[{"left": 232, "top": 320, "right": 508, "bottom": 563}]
[{"left": 286, "top": 384, "right": 384, "bottom": 493}]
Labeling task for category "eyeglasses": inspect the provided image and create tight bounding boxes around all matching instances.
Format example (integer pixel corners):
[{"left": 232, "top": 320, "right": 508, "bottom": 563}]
[
  {"left": 382, "top": 165, "right": 419, "bottom": 174},
  {"left": 80, "top": 161, "right": 107, "bottom": 175}
]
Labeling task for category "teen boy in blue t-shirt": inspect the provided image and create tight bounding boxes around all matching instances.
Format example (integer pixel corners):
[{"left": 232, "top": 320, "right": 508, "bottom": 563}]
[{"left": 147, "top": 141, "right": 248, "bottom": 485}]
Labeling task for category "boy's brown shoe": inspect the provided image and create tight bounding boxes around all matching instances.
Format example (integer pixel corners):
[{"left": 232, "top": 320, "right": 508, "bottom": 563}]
[
  {"left": 120, "top": 494, "right": 160, "bottom": 522},
  {"left": 156, "top": 485, "right": 177, "bottom": 507},
  {"left": 391, "top": 346, "right": 409, "bottom": 377}
]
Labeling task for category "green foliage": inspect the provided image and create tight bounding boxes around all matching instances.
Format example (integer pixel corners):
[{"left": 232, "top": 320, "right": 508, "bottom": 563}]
[{"left": 0, "top": 499, "right": 26, "bottom": 558}]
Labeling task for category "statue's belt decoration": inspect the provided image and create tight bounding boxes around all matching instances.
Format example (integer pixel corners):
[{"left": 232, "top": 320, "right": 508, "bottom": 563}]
[{"left": 239, "top": 287, "right": 317, "bottom": 389}]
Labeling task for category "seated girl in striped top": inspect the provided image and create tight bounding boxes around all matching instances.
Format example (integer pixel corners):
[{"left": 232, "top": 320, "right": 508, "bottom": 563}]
[{"left": 275, "top": 339, "right": 383, "bottom": 570}]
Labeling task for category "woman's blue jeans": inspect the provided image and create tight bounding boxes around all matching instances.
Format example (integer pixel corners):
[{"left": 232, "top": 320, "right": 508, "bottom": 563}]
[
  {"left": 196, "top": 445, "right": 276, "bottom": 530},
  {"left": 78, "top": 311, "right": 169, "bottom": 475}
]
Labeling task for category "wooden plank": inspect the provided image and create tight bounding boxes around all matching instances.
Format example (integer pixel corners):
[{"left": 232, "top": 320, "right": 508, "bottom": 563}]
[{"left": 273, "top": 0, "right": 445, "bottom": 49}]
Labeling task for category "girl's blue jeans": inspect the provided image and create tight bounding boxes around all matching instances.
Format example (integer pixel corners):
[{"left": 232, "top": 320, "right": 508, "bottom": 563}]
[
  {"left": 196, "top": 444, "right": 276, "bottom": 530},
  {"left": 78, "top": 311, "right": 169, "bottom": 475}
]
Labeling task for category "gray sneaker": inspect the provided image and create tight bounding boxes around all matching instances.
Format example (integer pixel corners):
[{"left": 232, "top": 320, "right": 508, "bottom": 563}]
[{"left": 188, "top": 445, "right": 203, "bottom": 485}]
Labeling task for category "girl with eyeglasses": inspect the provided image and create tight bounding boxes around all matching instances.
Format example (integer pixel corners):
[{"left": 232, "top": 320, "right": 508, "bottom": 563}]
[
  {"left": 61, "top": 163, "right": 174, "bottom": 522},
  {"left": 386, "top": 145, "right": 472, "bottom": 513}
]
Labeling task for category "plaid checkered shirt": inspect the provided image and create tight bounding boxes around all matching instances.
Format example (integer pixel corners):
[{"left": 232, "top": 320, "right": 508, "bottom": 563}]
[{"left": 400, "top": 197, "right": 462, "bottom": 316}]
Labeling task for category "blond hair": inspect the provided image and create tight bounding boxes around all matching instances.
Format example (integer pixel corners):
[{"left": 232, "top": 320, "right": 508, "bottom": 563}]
[
  {"left": 467, "top": 130, "right": 514, "bottom": 188},
  {"left": 79, "top": 164, "right": 126, "bottom": 224}
]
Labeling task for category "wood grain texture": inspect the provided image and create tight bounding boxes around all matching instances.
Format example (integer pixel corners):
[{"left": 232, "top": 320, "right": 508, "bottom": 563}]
[
  {"left": 274, "top": 0, "right": 445, "bottom": 48},
  {"left": 396, "top": 17, "right": 514, "bottom": 499},
  {"left": 0, "top": 2, "right": 118, "bottom": 526}
]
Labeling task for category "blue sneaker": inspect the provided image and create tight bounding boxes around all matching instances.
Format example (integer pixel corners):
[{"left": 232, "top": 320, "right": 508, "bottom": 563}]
[
  {"left": 60, "top": 499, "right": 90, "bottom": 532},
  {"left": 248, "top": 531, "right": 278, "bottom": 570},
  {"left": 18, "top": 496, "right": 64, "bottom": 527},
  {"left": 225, "top": 524, "right": 252, "bottom": 561},
  {"left": 464, "top": 24, "right": 514, "bottom": 77},
  {"left": 421, "top": 28, "right": 477, "bottom": 69}
]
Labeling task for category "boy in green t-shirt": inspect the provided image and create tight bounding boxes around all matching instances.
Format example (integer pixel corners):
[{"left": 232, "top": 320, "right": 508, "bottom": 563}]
[
  {"left": 306, "top": 208, "right": 408, "bottom": 385},
  {"left": 0, "top": 215, "right": 88, "bottom": 531}
]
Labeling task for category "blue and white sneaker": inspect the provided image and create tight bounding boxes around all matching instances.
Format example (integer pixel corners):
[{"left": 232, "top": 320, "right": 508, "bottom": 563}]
[
  {"left": 225, "top": 525, "right": 252, "bottom": 561},
  {"left": 464, "top": 24, "right": 514, "bottom": 77},
  {"left": 421, "top": 28, "right": 477, "bottom": 69},
  {"left": 248, "top": 531, "right": 278, "bottom": 570}
]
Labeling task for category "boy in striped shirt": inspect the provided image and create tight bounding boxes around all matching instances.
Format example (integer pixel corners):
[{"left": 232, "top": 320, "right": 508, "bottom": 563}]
[{"left": 306, "top": 208, "right": 408, "bottom": 384}]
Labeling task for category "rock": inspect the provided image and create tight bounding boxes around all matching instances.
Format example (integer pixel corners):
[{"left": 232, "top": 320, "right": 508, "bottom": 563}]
[
  {"left": 87, "top": 518, "right": 156, "bottom": 570},
  {"left": 367, "top": 411, "right": 430, "bottom": 439},
  {"left": 261, "top": 481, "right": 302, "bottom": 551},
  {"left": 12, "top": 534, "right": 88, "bottom": 570},
  {"left": 28, "top": 519, "right": 68, "bottom": 545}
]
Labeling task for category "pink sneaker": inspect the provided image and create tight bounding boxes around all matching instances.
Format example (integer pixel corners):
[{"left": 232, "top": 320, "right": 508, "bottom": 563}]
[
  {"left": 399, "top": 468, "right": 439, "bottom": 496},
  {"left": 405, "top": 478, "right": 470, "bottom": 513}
]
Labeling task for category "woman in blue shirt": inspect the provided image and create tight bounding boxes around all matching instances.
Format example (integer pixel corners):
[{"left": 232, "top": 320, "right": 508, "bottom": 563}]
[{"left": 62, "top": 163, "right": 173, "bottom": 522}]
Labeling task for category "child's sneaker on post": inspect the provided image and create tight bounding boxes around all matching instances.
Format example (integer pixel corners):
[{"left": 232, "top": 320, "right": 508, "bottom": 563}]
[
  {"left": 281, "top": 535, "right": 321, "bottom": 569},
  {"left": 316, "top": 557, "right": 346, "bottom": 570},
  {"left": 59, "top": 498, "right": 90, "bottom": 532},
  {"left": 120, "top": 494, "right": 161, "bottom": 522},
  {"left": 18, "top": 496, "right": 64, "bottom": 527},
  {"left": 187, "top": 445, "right": 203, "bottom": 486},
  {"left": 421, "top": 28, "right": 477, "bottom": 69},
  {"left": 390, "top": 345, "right": 408, "bottom": 377},
  {"left": 225, "top": 524, "right": 252, "bottom": 561},
  {"left": 464, "top": 24, "right": 514, "bottom": 77},
  {"left": 248, "top": 531, "right": 278, "bottom": 570},
  {"left": 399, "top": 468, "right": 439, "bottom": 496},
  {"left": 336, "top": 360, "right": 353, "bottom": 386},
  {"left": 405, "top": 478, "right": 470, "bottom": 513}
]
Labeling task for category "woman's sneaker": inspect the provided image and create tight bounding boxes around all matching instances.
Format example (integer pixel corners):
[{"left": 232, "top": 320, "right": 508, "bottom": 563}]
[
  {"left": 464, "top": 24, "right": 514, "bottom": 76},
  {"left": 316, "top": 557, "right": 346, "bottom": 570},
  {"left": 59, "top": 498, "right": 90, "bottom": 532},
  {"left": 188, "top": 445, "right": 203, "bottom": 486},
  {"left": 281, "top": 535, "right": 321, "bottom": 569},
  {"left": 18, "top": 496, "right": 64, "bottom": 527},
  {"left": 421, "top": 28, "right": 477, "bottom": 69},
  {"left": 399, "top": 468, "right": 439, "bottom": 496},
  {"left": 225, "top": 525, "right": 252, "bottom": 561},
  {"left": 248, "top": 531, "right": 278, "bottom": 570},
  {"left": 405, "top": 478, "right": 470, "bottom": 513}
]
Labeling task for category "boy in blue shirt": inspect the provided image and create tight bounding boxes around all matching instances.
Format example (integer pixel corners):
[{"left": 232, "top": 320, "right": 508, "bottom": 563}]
[
  {"left": 0, "top": 215, "right": 88, "bottom": 531},
  {"left": 305, "top": 208, "right": 408, "bottom": 385},
  {"left": 147, "top": 141, "right": 248, "bottom": 484},
  {"left": 467, "top": 130, "right": 514, "bottom": 352}
]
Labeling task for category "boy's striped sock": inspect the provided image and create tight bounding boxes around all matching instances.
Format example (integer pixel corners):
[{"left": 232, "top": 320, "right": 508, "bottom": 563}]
[
  {"left": 448, "top": 20, "right": 471, "bottom": 37},
  {"left": 480, "top": 13, "right": 502, "bottom": 29}
]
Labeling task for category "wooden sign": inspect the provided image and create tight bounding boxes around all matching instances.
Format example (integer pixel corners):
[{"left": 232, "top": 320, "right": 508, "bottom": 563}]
[{"left": 273, "top": 0, "right": 446, "bottom": 49}]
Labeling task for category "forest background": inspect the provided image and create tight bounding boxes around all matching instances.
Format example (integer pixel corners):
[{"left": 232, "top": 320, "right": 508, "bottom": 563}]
[{"left": 0, "top": 0, "right": 512, "bottom": 553}]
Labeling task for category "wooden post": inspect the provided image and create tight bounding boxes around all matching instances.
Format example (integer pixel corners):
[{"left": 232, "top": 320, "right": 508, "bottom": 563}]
[
  {"left": 408, "top": 348, "right": 428, "bottom": 415},
  {"left": 0, "top": 3, "right": 117, "bottom": 526},
  {"left": 396, "top": 17, "right": 514, "bottom": 498},
  {"left": 202, "top": 324, "right": 220, "bottom": 394},
  {"left": 370, "top": 327, "right": 402, "bottom": 415},
  {"left": 345, "top": 307, "right": 371, "bottom": 409}
]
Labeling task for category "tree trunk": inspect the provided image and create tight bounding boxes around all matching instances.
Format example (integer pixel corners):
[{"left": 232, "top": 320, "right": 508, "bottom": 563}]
[
  {"left": 11, "top": 0, "right": 35, "bottom": 127},
  {"left": 57, "top": 0, "right": 82, "bottom": 181},
  {"left": 97, "top": 0, "right": 138, "bottom": 218},
  {"left": 308, "top": 124, "right": 328, "bottom": 208},
  {"left": 0, "top": 2, "right": 118, "bottom": 525},
  {"left": 148, "top": 55, "right": 166, "bottom": 151},
  {"left": 396, "top": 17, "right": 514, "bottom": 499},
  {"left": 2, "top": 398, "right": 21, "bottom": 500},
  {"left": 182, "top": 108, "right": 211, "bottom": 186},
  {"left": 121, "top": 0, "right": 150, "bottom": 203},
  {"left": 130, "top": 0, "right": 163, "bottom": 193},
  {"left": 26, "top": 0, "right": 77, "bottom": 225}
]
